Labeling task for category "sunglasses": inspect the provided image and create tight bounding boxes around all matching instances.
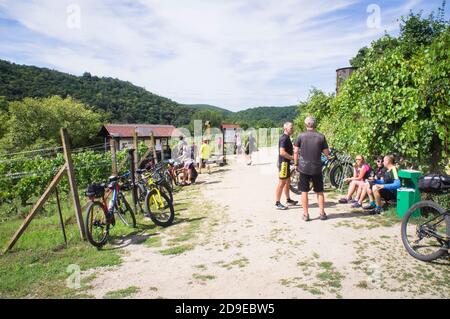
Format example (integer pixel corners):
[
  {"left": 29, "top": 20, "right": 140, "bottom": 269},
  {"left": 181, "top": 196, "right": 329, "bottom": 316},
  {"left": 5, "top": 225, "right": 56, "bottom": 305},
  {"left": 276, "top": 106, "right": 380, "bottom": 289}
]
[{"left": 356, "top": 158, "right": 363, "bottom": 161}]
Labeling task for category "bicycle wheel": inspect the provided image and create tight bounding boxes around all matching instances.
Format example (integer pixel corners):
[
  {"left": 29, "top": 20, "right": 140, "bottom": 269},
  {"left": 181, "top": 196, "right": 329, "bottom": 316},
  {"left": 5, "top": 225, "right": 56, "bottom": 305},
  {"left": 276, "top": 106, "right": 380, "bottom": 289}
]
[
  {"left": 289, "top": 168, "right": 301, "bottom": 194},
  {"left": 158, "top": 180, "right": 173, "bottom": 203},
  {"left": 115, "top": 193, "right": 136, "bottom": 228},
  {"left": 401, "top": 200, "right": 448, "bottom": 262},
  {"left": 136, "top": 183, "right": 147, "bottom": 214},
  {"left": 145, "top": 189, "right": 175, "bottom": 227},
  {"left": 164, "top": 171, "right": 174, "bottom": 191},
  {"left": 85, "top": 201, "right": 109, "bottom": 247},
  {"left": 330, "top": 163, "right": 353, "bottom": 189}
]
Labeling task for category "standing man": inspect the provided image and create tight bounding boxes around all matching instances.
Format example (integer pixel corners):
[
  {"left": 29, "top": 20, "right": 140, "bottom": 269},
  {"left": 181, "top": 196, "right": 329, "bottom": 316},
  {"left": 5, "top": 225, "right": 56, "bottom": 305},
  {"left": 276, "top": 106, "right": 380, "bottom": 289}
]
[
  {"left": 275, "top": 122, "right": 299, "bottom": 210},
  {"left": 294, "top": 116, "right": 330, "bottom": 221}
]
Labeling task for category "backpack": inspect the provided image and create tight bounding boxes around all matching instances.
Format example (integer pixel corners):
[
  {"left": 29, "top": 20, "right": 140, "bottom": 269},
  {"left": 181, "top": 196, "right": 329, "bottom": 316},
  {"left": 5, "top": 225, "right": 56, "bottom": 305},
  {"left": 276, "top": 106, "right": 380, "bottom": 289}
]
[
  {"left": 418, "top": 174, "right": 450, "bottom": 193},
  {"left": 190, "top": 165, "right": 198, "bottom": 183},
  {"left": 85, "top": 183, "right": 105, "bottom": 198}
]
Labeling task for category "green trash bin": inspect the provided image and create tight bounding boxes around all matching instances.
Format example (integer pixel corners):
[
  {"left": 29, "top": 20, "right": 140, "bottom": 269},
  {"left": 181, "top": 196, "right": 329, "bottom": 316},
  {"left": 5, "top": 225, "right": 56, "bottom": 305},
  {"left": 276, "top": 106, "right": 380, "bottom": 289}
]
[{"left": 397, "top": 170, "right": 421, "bottom": 218}]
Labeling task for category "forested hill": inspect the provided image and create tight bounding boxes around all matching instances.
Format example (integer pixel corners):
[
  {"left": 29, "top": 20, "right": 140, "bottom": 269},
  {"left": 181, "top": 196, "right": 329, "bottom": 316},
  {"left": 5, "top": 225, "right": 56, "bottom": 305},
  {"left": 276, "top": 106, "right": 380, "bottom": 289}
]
[
  {"left": 0, "top": 59, "right": 190, "bottom": 125},
  {"left": 0, "top": 59, "right": 298, "bottom": 127},
  {"left": 231, "top": 106, "right": 298, "bottom": 128}
]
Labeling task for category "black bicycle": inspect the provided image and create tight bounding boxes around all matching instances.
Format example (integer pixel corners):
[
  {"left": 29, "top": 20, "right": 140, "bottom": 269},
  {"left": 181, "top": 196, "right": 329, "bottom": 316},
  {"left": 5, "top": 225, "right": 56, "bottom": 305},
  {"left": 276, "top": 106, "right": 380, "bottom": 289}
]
[{"left": 401, "top": 193, "right": 449, "bottom": 262}]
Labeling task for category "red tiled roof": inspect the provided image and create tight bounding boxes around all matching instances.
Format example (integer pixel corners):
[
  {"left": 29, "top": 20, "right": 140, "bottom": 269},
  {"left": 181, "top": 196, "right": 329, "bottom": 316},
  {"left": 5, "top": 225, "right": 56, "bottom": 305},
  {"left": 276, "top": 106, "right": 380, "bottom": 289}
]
[
  {"left": 221, "top": 123, "right": 241, "bottom": 129},
  {"left": 101, "top": 124, "right": 181, "bottom": 138}
]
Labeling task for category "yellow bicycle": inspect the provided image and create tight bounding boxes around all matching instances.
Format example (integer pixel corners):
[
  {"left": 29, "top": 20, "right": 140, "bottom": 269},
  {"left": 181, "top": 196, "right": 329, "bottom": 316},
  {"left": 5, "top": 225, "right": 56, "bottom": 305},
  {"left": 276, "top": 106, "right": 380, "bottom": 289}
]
[{"left": 136, "top": 169, "right": 175, "bottom": 227}]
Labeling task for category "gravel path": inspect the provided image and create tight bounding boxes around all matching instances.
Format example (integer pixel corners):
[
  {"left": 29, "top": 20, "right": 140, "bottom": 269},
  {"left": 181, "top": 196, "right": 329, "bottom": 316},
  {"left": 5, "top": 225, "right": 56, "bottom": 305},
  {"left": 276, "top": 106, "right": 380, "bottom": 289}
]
[{"left": 84, "top": 147, "right": 449, "bottom": 299}]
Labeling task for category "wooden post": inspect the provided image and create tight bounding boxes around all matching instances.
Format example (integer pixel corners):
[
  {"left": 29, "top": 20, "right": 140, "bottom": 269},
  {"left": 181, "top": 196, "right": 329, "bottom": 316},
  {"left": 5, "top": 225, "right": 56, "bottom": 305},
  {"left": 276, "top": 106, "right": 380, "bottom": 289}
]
[
  {"left": 133, "top": 129, "right": 139, "bottom": 171},
  {"left": 128, "top": 148, "right": 138, "bottom": 215},
  {"left": 3, "top": 165, "right": 67, "bottom": 253},
  {"left": 55, "top": 186, "right": 67, "bottom": 245},
  {"left": 150, "top": 132, "right": 158, "bottom": 164},
  {"left": 222, "top": 128, "right": 226, "bottom": 165},
  {"left": 61, "top": 128, "right": 85, "bottom": 240},
  {"left": 110, "top": 138, "right": 118, "bottom": 176}
]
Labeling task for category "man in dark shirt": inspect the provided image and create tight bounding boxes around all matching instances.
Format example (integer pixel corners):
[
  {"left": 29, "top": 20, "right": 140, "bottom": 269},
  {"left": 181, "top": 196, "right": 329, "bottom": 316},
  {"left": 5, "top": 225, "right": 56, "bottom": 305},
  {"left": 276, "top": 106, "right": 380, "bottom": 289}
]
[
  {"left": 275, "top": 122, "right": 298, "bottom": 210},
  {"left": 294, "top": 116, "right": 330, "bottom": 221}
]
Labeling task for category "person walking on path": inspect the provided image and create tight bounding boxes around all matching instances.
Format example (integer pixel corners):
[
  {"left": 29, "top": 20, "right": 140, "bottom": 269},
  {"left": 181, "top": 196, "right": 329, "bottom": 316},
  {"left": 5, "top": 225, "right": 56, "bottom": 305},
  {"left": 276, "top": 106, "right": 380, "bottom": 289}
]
[
  {"left": 294, "top": 116, "right": 330, "bottom": 221},
  {"left": 244, "top": 133, "right": 256, "bottom": 165},
  {"left": 236, "top": 133, "right": 242, "bottom": 155},
  {"left": 275, "top": 122, "right": 299, "bottom": 210},
  {"left": 200, "top": 139, "right": 211, "bottom": 174}
]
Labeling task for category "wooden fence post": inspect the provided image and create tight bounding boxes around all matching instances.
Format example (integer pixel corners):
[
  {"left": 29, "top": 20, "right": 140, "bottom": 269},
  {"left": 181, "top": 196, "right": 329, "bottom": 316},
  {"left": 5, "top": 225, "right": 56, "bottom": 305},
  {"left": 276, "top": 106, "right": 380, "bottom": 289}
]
[
  {"left": 61, "top": 128, "right": 85, "bottom": 240},
  {"left": 3, "top": 165, "right": 67, "bottom": 253},
  {"left": 150, "top": 132, "right": 158, "bottom": 164},
  {"left": 133, "top": 129, "right": 139, "bottom": 172},
  {"left": 110, "top": 137, "right": 118, "bottom": 176},
  {"left": 128, "top": 148, "right": 138, "bottom": 215}
]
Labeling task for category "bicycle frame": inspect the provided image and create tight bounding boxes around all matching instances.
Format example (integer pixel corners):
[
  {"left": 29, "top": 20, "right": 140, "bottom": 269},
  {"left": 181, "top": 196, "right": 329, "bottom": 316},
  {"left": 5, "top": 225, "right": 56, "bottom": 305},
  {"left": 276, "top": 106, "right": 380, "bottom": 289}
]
[
  {"left": 417, "top": 209, "right": 450, "bottom": 246},
  {"left": 87, "top": 180, "right": 123, "bottom": 224},
  {"left": 138, "top": 171, "right": 168, "bottom": 210}
]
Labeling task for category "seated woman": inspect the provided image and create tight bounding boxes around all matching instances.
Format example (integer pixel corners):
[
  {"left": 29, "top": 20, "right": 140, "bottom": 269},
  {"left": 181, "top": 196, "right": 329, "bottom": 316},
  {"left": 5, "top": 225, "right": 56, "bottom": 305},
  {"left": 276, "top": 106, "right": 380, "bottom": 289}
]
[
  {"left": 365, "top": 154, "right": 400, "bottom": 214},
  {"left": 356, "top": 156, "right": 386, "bottom": 209},
  {"left": 338, "top": 155, "right": 372, "bottom": 207}
]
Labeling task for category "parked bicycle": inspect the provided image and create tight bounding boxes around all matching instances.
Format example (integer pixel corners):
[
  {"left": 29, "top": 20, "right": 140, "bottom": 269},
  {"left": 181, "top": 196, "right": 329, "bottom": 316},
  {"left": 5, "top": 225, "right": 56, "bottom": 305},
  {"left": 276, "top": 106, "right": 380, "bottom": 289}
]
[
  {"left": 135, "top": 168, "right": 175, "bottom": 227},
  {"left": 84, "top": 172, "right": 136, "bottom": 247},
  {"left": 401, "top": 174, "right": 449, "bottom": 262}
]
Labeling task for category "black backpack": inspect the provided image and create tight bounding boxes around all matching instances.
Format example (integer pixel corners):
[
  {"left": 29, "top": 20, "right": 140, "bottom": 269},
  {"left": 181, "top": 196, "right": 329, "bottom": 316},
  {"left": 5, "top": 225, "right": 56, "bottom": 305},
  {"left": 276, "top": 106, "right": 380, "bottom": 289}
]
[
  {"left": 418, "top": 174, "right": 450, "bottom": 193},
  {"left": 85, "top": 183, "right": 105, "bottom": 198},
  {"left": 191, "top": 166, "right": 198, "bottom": 183}
]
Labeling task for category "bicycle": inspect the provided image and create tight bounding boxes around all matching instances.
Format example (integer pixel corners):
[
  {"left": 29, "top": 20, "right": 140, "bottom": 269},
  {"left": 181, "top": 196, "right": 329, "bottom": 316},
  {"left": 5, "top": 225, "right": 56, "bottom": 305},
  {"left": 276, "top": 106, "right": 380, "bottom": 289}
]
[
  {"left": 401, "top": 191, "right": 449, "bottom": 262},
  {"left": 288, "top": 148, "right": 349, "bottom": 194},
  {"left": 135, "top": 168, "right": 175, "bottom": 227},
  {"left": 329, "top": 153, "right": 353, "bottom": 191},
  {"left": 84, "top": 172, "right": 136, "bottom": 247},
  {"left": 167, "top": 158, "right": 184, "bottom": 186}
]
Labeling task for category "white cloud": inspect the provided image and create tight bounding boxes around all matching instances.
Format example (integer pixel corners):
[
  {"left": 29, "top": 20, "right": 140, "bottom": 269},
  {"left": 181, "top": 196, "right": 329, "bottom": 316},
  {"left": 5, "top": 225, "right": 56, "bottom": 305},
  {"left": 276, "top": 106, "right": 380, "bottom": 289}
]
[{"left": 0, "top": 0, "right": 436, "bottom": 110}]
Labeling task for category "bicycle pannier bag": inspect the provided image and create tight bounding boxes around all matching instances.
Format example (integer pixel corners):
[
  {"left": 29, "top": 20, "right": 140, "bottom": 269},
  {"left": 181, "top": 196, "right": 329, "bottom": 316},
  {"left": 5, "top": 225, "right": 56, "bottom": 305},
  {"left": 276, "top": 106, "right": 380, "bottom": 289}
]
[{"left": 418, "top": 174, "right": 450, "bottom": 193}]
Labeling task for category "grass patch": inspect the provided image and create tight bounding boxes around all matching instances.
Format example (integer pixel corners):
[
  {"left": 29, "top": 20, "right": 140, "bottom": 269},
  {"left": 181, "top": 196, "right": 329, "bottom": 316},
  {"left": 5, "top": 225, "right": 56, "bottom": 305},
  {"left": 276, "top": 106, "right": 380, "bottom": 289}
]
[
  {"left": 221, "top": 257, "right": 250, "bottom": 270},
  {"left": 144, "top": 235, "right": 162, "bottom": 248},
  {"left": 192, "top": 273, "right": 216, "bottom": 281},
  {"left": 104, "top": 286, "right": 140, "bottom": 299},
  {"left": 0, "top": 201, "right": 126, "bottom": 298},
  {"left": 159, "top": 244, "right": 193, "bottom": 255},
  {"left": 282, "top": 257, "right": 345, "bottom": 298}
]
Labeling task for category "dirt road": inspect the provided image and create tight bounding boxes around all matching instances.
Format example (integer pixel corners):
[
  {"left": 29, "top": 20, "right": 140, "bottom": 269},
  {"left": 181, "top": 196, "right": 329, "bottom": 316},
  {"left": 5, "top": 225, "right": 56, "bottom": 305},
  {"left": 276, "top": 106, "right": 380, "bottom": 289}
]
[{"left": 84, "top": 148, "right": 449, "bottom": 299}]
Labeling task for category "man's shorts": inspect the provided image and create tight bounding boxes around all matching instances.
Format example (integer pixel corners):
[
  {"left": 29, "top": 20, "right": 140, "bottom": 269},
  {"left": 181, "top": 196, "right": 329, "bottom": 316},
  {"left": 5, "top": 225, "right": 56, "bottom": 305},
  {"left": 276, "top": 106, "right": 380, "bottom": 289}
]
[
  {"left": 201, "top": 158, "right": 209, "bottom": 168},
  {"left": 299, "top": 173, "right": 324, "bottom": 193},
  {"left": 278, "top": 161, "right": 290, "bottom": 180},
  {"left": 379, "top": 188, "right": 397, "bottom": 201}
]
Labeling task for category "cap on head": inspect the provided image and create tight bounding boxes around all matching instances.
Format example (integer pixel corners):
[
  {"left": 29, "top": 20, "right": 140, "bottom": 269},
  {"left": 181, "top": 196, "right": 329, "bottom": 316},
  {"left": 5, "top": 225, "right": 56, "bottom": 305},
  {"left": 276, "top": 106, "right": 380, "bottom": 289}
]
[{"left": 304, "top": 116, "right": 316, "bottom": 128}]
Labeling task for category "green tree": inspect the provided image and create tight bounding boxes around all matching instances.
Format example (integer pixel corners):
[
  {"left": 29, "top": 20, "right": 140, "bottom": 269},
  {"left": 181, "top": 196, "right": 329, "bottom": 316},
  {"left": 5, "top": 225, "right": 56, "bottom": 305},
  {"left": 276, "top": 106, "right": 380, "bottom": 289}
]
[{"left": 1, "top": 96, "right": 103, "bottom": 152}]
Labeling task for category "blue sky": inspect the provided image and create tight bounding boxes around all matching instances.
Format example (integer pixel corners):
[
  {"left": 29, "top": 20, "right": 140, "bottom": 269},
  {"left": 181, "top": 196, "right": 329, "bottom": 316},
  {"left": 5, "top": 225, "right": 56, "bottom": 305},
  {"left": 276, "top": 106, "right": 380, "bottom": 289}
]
[{"left": 0, "top": 0, "right": 448, "bottom": 111}]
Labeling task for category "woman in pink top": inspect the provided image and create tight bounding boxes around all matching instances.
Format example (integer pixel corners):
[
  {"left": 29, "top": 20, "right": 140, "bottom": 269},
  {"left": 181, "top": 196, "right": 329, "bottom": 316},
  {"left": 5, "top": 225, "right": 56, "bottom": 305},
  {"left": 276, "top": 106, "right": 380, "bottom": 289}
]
[{"left": 338, "top": 155, "right": 372, "bottom": 207}]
